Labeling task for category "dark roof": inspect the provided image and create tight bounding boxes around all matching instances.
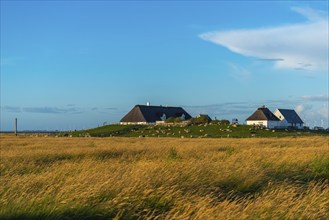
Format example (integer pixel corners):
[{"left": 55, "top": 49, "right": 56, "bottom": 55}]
[
  {"left": 246, "top": 107, "right": 280, "bottom": 121},
  {"left": 120, "top": 105, "right": 192, "bottom": 123},
  {"left": 277, "top": 109, "right": 303, "bottom": 124}
]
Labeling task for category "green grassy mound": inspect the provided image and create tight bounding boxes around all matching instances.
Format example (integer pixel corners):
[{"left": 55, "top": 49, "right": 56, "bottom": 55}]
[{"left": 66, "top": 124, "right": 328, "bottom": 138}]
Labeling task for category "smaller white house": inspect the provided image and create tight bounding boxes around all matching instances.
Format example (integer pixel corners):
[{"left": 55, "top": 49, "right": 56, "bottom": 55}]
[
  {"left": 246, "top": 106, "right": 280, "bottom": 129},
  {"left": 273, "top": 109, "right": 304, "bottom": 129}
]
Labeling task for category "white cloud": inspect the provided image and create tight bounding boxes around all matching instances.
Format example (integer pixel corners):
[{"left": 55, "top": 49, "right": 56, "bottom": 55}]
[
  {"left": 199, "top": 7, "right": 328, "bottom": 71},
  {"left": 291, "top": 6, "right": 327, "bottom": 22},
  {"left": 227, "top": 62, "right": 251, "bottom": 82},
  {"left": 318, "top": 105, "right": 329, "bottom": 119},
  {"left": 295, "top": 104, "right": 304, "bottom": 114},
  {"left": 1, "top": 106, "right": 21, "bottom": 113},
  {"left": 23, "top": 107, "right": 82, "bottom": 114},
  {"left": 301, "top": 94, "right": 329, "bottom": 102},
  {"left": 295, "top": 104, "right": 313, "bottom": 115},
  {"left": 295, "top": 95, "right": 328, "bottom": 127}
]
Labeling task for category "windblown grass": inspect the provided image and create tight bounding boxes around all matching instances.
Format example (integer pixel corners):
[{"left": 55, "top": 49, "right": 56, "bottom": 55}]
[{"left": 0, "top": 135, "right": 328, "bottom": 219}]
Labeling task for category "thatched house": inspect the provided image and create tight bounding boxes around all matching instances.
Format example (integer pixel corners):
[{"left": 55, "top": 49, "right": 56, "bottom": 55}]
[
  {"left": 246, "top": 105, "right": 280, "bottom": 128},
  {"left": 120, "top": 104, "right": 192, "bottom": 124}
]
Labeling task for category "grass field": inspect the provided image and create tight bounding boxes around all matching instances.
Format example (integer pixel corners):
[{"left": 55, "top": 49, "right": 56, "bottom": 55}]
[
  {"left": 68, "top": 124, "right": 329, "bottom": 138},
  {"left": 1, "top": 135, "right": 328, "bottom": 219}
]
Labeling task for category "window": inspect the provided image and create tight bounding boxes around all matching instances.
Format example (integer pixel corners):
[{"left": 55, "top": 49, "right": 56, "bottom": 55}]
[{"left": 160, "top": 113, "right": 166, "bottom": 121}]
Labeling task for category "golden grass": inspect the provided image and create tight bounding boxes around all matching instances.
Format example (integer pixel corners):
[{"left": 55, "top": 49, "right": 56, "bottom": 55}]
[{"left": 0, "top": 135, "right": 328, "bottom": 219}]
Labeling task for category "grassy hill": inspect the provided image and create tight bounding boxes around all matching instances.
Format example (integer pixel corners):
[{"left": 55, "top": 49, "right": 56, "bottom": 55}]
[{"left": 67, "top": 123, "right": 328, "bottom": 138}]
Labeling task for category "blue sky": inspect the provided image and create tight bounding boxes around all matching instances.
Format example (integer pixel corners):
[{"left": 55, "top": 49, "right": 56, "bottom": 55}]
[{"left": 1, "top": 1, "right": 328, "bottom": 130}]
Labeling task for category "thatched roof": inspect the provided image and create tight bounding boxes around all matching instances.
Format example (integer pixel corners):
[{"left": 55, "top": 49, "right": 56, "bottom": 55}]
[
  {"left": 277, "top": 109, "right": 303, "bottom": 124},
  {"left": 246, "top": 106, "right": 280, "bottom": 121},
  {"left": 120, "top": 105, "right": 192, "bottom": 123}
]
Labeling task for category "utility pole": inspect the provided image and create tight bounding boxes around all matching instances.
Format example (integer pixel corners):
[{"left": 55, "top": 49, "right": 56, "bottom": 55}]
[{"left": 14, "top": 118, "right": 17, "bottom": 136}]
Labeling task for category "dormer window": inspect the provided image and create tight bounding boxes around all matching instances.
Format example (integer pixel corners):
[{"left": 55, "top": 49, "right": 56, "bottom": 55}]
[{"left": 160, "top": 113, "right": 166, "bottom": 121}]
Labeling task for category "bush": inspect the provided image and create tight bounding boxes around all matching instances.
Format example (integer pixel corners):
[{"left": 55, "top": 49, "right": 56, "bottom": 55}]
[
  {"left": 220, "top": 120, "right": 230, "bottom": 125},
  {"left": 174, "top": 117, "right": 182, "bottom": 123},
  {"left": 190, "top": 115, "right": 212, "bottom": 125},
  {"left": 165, "top": 117, "right": 176, "bottom": 123},
  {"left": 165, "top": 117, "right": 182, "bottom": 123},
  {"left": 189, "top": 115, "right": 211, "bottom": 125},
  {"left": 211, "top": 120, "right": 230, "bottom": 125}
]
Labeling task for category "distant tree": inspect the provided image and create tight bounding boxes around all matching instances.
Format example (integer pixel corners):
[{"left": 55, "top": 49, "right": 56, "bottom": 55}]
[
  {"left": 219, "top": 120, "right": 230, "bottom": 125},
  {"left": 174, "top": 117, "right": 182, "bottom": 123},
  {"left": 207, "top": 119, "right": 230, "bottom": 125},
  {"left": 165, "top": 117, "right": 183, "bottom": 123},
  {"left": 189, "top": 115, "right": 211, "bottom": 125},
  {"left": 165, "top": 117, "right": 176, "bottom": 123},
  {"left": 211, "top": 120, "right": 220, "bottom": 124}
]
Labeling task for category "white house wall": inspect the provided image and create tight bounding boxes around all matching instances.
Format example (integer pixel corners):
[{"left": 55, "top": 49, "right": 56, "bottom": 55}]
[
  {"left": 246, "top": 120, "right": 280, "bottom": 129},
  {"left": 247, "top": 120, "right": 267, "bottom": 127}
]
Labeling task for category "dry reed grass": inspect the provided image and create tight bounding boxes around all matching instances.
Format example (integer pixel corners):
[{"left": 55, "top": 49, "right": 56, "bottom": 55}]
[{"left": 0, "top": 135, "right": 328, "bottom": 219}]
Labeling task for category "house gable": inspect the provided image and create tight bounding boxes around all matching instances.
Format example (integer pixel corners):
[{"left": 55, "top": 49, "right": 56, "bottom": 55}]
[{"left": 120, "top": 105, "right": 147, "bottom": 123}]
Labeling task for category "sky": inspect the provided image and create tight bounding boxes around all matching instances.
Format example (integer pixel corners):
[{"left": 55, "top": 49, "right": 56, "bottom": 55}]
[{"left": 1, "top": 0, "right": 328, "bottom": 131}]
